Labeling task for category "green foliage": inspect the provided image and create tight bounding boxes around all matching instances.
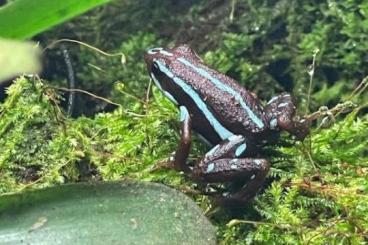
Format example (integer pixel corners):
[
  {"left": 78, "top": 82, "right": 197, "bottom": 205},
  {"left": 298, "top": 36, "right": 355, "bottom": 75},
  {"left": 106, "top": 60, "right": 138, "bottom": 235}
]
[
  {"left": 0, "top": 78, "right": 68, "bottom": 192},
  {"left": 1, "top": 0, "right": 368, "bottom": 244},
  {"left": 77, "top": 32, "right": 159, "bottom": 101},
  {"left": 312, "top": 113, "right": 367, "bottom": 166},
  {"left": 0, "top": 77, "right": 188, "bottom": 193},
  {"left": 0, "top": 0, "right": 112, "bottom": 39},
  {"left": 63, "top": 32, "right": 160, "bottom": 116}
]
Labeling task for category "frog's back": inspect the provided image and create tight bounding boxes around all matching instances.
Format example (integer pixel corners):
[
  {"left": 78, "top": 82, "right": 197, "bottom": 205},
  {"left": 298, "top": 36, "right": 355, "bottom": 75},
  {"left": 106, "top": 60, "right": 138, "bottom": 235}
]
[{"left": 169, "top": 50, "right": 269, "bottom": 137}]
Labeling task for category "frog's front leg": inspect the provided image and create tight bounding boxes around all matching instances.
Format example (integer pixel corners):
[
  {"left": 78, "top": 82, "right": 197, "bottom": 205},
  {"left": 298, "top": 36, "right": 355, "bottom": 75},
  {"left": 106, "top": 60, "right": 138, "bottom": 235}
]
[
  {"left": 265, "top": 93, "right": 309, "bottom": 140},
  {"left": 192, "top": 135, "right": 270, "bottom": 204},
  {"left": 170, "top": 106, "right": 192, "bottom": 174}
]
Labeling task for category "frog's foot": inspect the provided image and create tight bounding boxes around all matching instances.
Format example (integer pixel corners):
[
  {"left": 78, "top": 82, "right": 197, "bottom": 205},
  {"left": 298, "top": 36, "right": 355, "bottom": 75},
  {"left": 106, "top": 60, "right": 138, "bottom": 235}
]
[{"left": 265, "top": 93, "right": 309, "bottom": 140}]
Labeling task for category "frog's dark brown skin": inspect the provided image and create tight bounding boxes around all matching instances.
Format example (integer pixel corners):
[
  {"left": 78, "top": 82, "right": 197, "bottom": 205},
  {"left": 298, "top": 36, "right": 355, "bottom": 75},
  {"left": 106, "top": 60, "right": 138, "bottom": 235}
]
[{"left": 145, "top": 45, "right": 309, "bottom": 206}]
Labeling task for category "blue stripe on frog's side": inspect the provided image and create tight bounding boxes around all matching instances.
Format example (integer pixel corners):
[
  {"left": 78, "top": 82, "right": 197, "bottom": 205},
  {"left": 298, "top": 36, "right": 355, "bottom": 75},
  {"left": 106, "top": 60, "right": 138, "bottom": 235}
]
[
  {"left": 151, "top": 73, "right": 178, "bottom": 104},
  {"left": 177, "top": 57, "right": 265, "bottom": 129},
  {"left": 154, "top": 60, "right": 234, "bottom": 140},
  {"left": 150, "top": 72, "right": 163, "bottom": 90}
]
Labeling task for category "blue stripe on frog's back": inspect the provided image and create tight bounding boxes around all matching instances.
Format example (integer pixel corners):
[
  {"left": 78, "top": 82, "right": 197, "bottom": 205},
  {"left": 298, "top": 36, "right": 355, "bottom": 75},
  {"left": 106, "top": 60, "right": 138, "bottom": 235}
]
[{"left": 176, "top": 57, "right": 264, "bottom": 129}]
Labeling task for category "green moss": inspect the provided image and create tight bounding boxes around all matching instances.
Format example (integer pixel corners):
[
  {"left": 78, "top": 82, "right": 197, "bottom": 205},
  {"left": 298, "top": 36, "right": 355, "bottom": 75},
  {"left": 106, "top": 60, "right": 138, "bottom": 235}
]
[{"left": 0, "top": 77, "right": 188, "bottom": 192}]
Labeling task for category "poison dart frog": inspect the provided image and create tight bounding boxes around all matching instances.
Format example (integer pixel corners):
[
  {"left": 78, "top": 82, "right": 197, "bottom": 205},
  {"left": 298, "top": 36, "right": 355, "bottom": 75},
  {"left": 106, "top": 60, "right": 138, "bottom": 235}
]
[{"left": 144, "top": 45, "right": 309, "bottom": 205}]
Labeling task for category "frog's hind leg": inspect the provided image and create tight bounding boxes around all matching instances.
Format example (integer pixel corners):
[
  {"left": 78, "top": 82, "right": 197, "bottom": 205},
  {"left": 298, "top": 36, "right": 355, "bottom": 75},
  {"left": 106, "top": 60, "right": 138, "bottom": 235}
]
[
  {"left": 194, "top": 157, "right": 270, "bottom": 205},
  {"left": 191, "top": 135, "right": 270, "bottom": 204},
  {"left": 265, "top": 93, "right": 309, "bottom": 140},
  {"left": 215, "top": 159, "right": 269, "bottom": 206}
]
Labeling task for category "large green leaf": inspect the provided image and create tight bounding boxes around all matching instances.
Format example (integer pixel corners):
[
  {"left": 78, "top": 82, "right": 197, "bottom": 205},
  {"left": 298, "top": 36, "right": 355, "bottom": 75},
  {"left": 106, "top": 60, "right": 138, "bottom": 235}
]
[
  {"left": 0, "top": 0, "right": 112, "bottom": 39},
  {"left": 0, "top": 181, "right": 216, "bottom": 244}
]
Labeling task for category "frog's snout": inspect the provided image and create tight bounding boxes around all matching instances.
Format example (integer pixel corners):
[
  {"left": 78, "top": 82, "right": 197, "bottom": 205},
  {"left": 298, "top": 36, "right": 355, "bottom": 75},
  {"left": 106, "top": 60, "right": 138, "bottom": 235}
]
[{"left": 144, "top": 47, "right": 163, "bottom": 68}]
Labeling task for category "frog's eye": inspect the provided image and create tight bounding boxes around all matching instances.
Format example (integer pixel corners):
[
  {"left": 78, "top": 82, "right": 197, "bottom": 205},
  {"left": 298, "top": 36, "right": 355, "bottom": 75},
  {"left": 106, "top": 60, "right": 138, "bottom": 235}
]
[{"left": 148, "top": 47, "right": 163, "bottom": 54}]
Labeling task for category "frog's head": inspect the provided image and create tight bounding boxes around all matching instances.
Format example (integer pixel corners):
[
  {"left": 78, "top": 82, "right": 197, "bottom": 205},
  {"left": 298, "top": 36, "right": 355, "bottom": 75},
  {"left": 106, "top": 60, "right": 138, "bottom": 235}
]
[
  {"left": 145, "top": 47, "right": 172, "bottom": 76},
  {"left": 144, "top": 45, "right": 202, "bottom": 75}
]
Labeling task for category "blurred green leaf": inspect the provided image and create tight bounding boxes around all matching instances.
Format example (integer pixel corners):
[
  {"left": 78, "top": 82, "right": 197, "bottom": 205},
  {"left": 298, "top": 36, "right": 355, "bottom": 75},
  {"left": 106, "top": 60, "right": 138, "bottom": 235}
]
[
  {"left": 0, "top": 0, "right": 112, "bottom": 39},
  {"left": 0, "top": 38, "right": 40, "bottom": 82},
  {"left": 0, "top": 181, "right": 216, "bottom": 244}
]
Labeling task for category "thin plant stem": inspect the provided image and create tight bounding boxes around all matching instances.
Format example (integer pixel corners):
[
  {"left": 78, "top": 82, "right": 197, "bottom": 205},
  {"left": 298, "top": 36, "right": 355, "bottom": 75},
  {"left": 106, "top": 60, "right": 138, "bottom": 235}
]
[
  {"left": 306, "top": 48, "right": 319, "bottom": 114},
  {"left": 42, "top": 38, "right": 126, "bottom": 64}
]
